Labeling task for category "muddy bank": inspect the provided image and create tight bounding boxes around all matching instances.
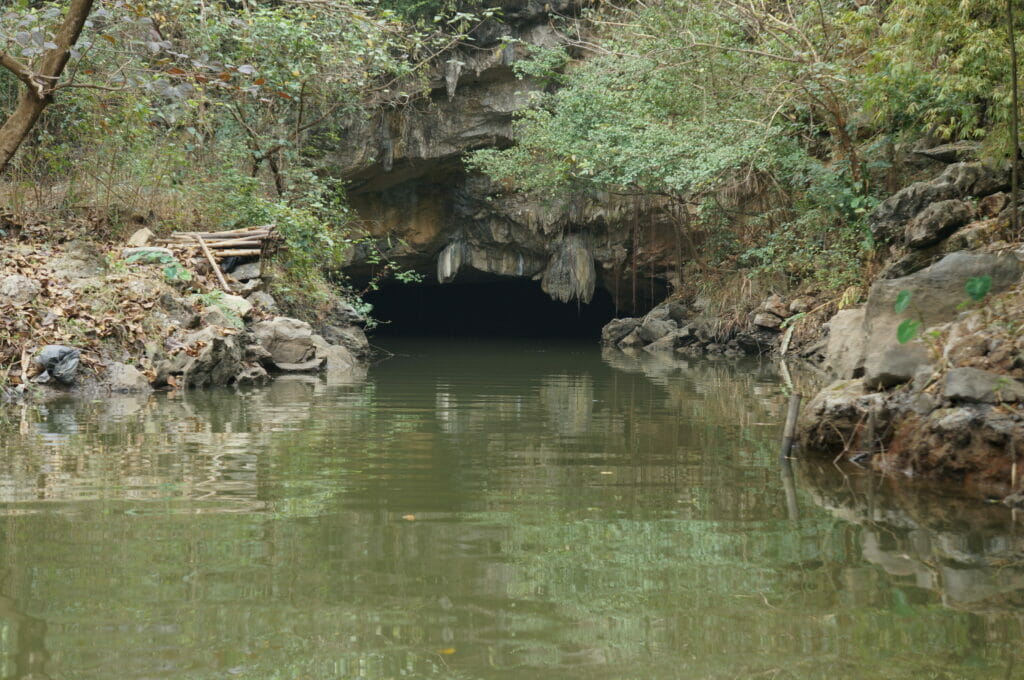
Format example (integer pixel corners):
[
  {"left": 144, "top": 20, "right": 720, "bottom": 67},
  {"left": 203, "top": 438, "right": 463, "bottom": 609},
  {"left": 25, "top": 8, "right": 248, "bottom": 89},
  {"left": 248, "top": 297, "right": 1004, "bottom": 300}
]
[{"left": 1, "top": 225, "right": 369, "bottom": 404}]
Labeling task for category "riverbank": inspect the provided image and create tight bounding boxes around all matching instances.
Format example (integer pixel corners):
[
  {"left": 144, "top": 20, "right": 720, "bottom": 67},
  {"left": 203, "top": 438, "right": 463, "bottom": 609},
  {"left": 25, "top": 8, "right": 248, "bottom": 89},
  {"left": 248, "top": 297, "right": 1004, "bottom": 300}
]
[
  {"left": 599, "top": 156, "right": 1024, "bottom": 503},
  {"left": 1, "top": 220, "right": 369, "bottom": 404}
]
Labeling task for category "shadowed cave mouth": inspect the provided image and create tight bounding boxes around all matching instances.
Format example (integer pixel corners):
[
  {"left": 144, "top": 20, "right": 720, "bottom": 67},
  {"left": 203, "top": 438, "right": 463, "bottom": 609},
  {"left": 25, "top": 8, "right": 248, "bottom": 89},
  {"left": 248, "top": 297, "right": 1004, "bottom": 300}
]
[{"left": 363, "top": 275, "right": 619, "bottom": 338}]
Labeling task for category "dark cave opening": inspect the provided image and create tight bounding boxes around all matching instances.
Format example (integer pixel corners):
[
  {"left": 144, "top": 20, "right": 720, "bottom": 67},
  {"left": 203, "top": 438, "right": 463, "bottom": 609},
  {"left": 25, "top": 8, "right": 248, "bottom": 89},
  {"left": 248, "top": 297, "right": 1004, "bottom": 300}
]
[{"left": 364, "top": 276, "right": 620, "bottom": 338}]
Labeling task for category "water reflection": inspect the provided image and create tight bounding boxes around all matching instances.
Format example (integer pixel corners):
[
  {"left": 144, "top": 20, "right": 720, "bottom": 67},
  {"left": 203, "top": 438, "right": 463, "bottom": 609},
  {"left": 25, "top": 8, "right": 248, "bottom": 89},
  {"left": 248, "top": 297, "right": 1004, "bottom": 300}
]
[{"left": 0, "top": 339, "right": 1018, "bottom": 679}]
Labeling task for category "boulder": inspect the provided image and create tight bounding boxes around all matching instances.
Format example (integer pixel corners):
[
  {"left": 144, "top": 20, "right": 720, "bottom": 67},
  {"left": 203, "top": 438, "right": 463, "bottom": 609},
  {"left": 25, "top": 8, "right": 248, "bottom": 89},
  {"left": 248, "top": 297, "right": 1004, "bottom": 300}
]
[
  {"left": 978, "top": 192, "right": 1009, "bottom": 218},
  {"left": 762, "top": 293, "right": 790, "bottom": 318},
  {"left": 904, "top": 199, "right": 973, "bottom": 249},
  {"left": 229, "top": 261, "right": 262, "bottom": 281},
  {"left": 824, "top": 307, "right": 866, "bottom": 379},
  {"left": 753, "top": 312, "right": 782, "bottom": 329},
  {"left": 201, "top": 306, "right": 237, "bottom": 329},
  {"left": 320, "top": 324, "right": 370, "bottom": 359},
  {"left": 0, "top": 274, "right": 41, "bottom": 306},
  {"left": 102, "top": 362, "right": 152, "bottom": 394},
  {"left": 862, "top": 252, "right": 1021, "bottom": 389},
  {"left": 254, "top": 317, "right": 317, "bottom": 365},
  {"left": 637, "top": 317, "right": 676, "bottom": 343},
  {"left": 246, "top": 290, "right": 278, "bottom": 312},
  {"left": 601, "top": 318, "right": 641, "bottom": 346},
  {"left": 312, "top": 334, "right": 358, "bottom": 374},
  {"left": 912, "top": 141, "right": 980, "bottom": 164},
  {"left": 617, "top": 329, "right": 646, "bottom": 349},
  {"left": 173, "top": 327, "right": 245, "bottom": 388},
  {"left": 799, "top": 378, "right": 886, "bottom": 450},
  {"left": 642, "top": 328, "right": 693, "bottom": 353},
  {"left": 126, "top": 228, "right": 154, "bottom": 247},
  {"left": 217, "top": 294, "right": 253, "bottom": 319},
  {"left": 943, "top": 367, "right": 1024, "bottom": 403},
  {"left": 869, "top": 162, "right": 1009, "bottom": 242}
]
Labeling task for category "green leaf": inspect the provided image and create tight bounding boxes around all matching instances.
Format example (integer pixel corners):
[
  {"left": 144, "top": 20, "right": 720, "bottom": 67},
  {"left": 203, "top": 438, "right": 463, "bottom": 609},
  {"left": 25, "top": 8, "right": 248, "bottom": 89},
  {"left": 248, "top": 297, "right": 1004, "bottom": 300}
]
[
  {"left": 894, "top": 289, "right": 912, "bottom": 313},
  {"left": 896, "top": 319, "right": 921, "bottom": 344},
  {"left": 964, "top": 275, "right": 992, "bottom": 302}
]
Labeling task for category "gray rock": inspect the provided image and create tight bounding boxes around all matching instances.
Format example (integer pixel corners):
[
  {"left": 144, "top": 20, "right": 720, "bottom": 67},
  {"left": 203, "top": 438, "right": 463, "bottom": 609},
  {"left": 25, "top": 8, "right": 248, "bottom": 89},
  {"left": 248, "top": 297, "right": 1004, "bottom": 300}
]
[
  {"left": 320, "top": 324, "right": 370, "bottom": 359},
  {"left": 254, "top": 317, "right": 317, "bottom": 365},
  {"left": 51, "top": 240, "right": 105, "bottom": 279},
  {"left": 753, "top": 312, "right": 782, "bottom": 329},
  {"left": 217, "top": 294, "right": 253, "bottom": 319},
  {"left": 862, "top": 251, "right": 1022, "bottom": 389},
  {"left": 126, "top": 228, "right": 154, "bottom": 247},
  {"left": 666, "top": 302, "right": 689, "bottom": 323},
  {"left": 789, "top": 297, "right": 813, "bottom": 314},
  {"left": 201, "top": 306, "right": 237, "bottom": 329},
  {"left": 246, "top": 290, "right": 279, "bottom": 312},
  {"left": 229, "top": 261, "right": 262, "bottom": 281},
  {"left": 864, "top": 344, "right": 931, "bottom": 390},
  {"left": 0, "top": 274, "right": 41, "bottom": 306},
  {"left": 762, "top": 293, "right": 790, "bottom": 318},
  {"left": 617, "top": 329, "right": 646, "bottom": 349},
  {"left": 912, "top": 141, "right": 980, "bottom": 164},
  {"left": 943, "top": 367, "right": 1024, "bottom": 403},
  {"left": 637, "top": 317, "right": 676, "bottom": 343},
  {"left": 176, "top": 327, "right": 245, "bottom": 388},
  {"left": 978, "top": 192, "right": 1009, "bottom": 217},
  {"left": 601, "top": 318, "right": 641, "bottom": 346},
  {"left": 799, "top": 378, "right": 886, "bottom": 449},
  {"left": 824, "top": 307, "right": 866, "bottom": 379},
  {"left": 904, "top": 199, "right": 973, "bottom": 248},
  {"left": 102, "top": 362, "right": 152, "bottom": 394},
  {"left": 235, "top": 365, "right": 270, "bottom": 386},
  {"left": 312, "top": 334, "right": 358, "bottom": 374},
  {"left": 274, "top": 357, "right": 326, "bottom": 372},
  {"left": 642, "top": 328, "right": 693, "bottom": 353},
  {"left": 869, "top": 162, "right": 1009, "bottom": 242}
]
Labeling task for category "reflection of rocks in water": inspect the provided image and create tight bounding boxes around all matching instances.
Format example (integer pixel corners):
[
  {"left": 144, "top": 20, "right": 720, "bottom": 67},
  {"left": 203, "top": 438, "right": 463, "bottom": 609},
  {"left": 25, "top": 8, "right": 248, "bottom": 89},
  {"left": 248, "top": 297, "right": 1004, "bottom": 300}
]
[
  {"left": 799, "top": 461, "right": 1024, "bottom": 615},
  {"left": 540, "top": 374, "right": 594, "bottom": 436}
]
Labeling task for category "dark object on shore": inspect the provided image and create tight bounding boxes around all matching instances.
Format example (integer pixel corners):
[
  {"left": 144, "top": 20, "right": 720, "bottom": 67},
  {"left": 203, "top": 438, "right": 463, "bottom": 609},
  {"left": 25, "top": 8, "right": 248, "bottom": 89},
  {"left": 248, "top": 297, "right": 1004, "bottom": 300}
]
[{"left": 33, "top": 345, "right": 81, "bottom": 385}]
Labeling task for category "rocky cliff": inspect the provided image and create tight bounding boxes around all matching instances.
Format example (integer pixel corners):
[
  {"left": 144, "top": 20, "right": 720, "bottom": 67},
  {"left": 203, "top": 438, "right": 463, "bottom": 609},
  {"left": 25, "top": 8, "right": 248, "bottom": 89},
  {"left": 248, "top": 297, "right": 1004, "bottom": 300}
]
[{"left": 330, "top": 1, "right": 675, "bottom": 314}]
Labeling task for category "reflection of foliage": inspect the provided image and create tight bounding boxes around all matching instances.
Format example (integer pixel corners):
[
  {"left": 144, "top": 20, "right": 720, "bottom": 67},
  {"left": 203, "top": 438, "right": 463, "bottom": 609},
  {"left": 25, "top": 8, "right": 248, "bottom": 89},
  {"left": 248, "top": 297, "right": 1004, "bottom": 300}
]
[{"left": 0, "top": 353, "right": 1018, "bottom": 679}]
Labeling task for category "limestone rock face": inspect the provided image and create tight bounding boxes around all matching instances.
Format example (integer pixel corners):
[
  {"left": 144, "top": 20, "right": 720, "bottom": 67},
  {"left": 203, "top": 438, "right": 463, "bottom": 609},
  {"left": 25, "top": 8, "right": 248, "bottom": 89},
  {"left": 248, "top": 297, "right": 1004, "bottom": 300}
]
[
  {"left": 254, "top": 317, "right": 317, "bottom": 365},
  {"left": 869, "top": 162, "right": 1009, "bottom": 243},
  {"left": 861, "top": 251, "right": 1021, "bottom": 389},
  {"left": 904, "top": 199, "right": 973, "bottom": 249},
  {"left": 540, "top": 235, "right": 597, "bottom": 304},
  {"left": 323, "top": 5, "right": 672, "bottom": 311}
]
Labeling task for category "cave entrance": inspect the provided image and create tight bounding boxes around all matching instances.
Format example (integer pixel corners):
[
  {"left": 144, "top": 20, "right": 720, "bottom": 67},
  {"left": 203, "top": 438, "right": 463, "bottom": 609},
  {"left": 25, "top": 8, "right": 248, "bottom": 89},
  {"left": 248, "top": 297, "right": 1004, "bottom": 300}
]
[{"left": 364, "top": 276, "right": 619, "bottom": 338}]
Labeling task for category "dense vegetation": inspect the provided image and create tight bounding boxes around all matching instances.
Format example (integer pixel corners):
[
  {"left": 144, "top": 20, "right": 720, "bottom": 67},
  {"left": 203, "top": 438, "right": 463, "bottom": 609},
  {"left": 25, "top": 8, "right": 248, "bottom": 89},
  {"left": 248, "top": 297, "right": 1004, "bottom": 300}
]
[
  {"left": 0, "top": 0, "right": 483, "bottom": 310},
  {"left": 471, "top": 0, "right": 1024, "bottom": 294},
  {"left": 2, "top": 0, "right": 1022, "bottom": 309}
]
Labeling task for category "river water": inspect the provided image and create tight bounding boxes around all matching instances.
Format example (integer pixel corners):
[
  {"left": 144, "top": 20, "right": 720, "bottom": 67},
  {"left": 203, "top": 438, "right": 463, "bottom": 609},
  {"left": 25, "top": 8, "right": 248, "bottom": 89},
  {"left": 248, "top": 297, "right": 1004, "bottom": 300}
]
[{"left": 0, "top": 339, "right": 1022, "bottom": 679}]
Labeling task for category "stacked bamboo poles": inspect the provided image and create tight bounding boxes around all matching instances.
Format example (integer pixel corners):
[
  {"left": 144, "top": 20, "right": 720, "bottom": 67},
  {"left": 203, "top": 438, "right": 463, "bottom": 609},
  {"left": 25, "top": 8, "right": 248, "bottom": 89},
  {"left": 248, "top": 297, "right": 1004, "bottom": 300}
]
[
  {"left": 158, "top": 225, "right": 278, "bottom": 292},
  {"left": 159, "top": 225, "right": 275, "bottom": 258}
]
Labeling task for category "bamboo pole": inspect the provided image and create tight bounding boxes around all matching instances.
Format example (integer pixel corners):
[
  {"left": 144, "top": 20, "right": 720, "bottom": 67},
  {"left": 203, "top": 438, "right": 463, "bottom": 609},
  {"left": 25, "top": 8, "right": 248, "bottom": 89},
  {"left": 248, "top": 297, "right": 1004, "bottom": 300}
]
[
  {"left": 780, "top": 392, "right": 802, "bottom": 461},
  {"left": 195, "top": 234, "right": 232, "bottom": 292}
]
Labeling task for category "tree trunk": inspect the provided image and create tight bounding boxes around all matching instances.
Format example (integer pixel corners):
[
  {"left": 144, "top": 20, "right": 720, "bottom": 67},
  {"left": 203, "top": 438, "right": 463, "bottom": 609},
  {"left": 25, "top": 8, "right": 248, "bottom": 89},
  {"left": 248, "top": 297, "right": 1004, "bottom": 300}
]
[
  {"left": 1009, "top": 0, "right": 1020, "bottom": 234},
  {"left": 0, "top": 0, "right": 96, "bottom": 174}
]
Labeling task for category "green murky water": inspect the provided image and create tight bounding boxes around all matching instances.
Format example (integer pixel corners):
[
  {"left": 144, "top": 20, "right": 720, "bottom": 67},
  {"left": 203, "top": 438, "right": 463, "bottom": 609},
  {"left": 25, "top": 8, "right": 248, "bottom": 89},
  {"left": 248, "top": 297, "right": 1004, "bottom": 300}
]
[{"left": 0, "top": 339, "right": 1022, "bottom": 679}]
